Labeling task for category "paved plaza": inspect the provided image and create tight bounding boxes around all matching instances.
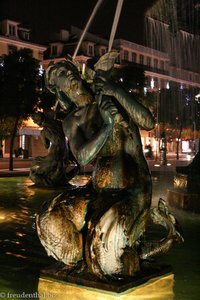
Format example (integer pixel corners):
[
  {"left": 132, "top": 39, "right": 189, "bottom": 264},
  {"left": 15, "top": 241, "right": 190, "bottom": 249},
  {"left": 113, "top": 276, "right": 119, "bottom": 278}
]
[{"left": 0, "top": 152, "right": 193, "bottom": 176}]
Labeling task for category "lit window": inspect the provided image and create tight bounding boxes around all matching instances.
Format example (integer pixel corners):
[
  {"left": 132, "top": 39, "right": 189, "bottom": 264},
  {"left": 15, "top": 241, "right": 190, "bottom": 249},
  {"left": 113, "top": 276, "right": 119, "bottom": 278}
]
[
  {"left": 150, "top": 78, "right": 155, "bottom": 89},
  {"left": 38, "top": 65, "right": 44, "bottom": 76},
  {"left": 166, "top": 82, "right": 170, "bottom": 89},
  {"left": 144, "top": 87, "right": 147, "bottom": 95}
]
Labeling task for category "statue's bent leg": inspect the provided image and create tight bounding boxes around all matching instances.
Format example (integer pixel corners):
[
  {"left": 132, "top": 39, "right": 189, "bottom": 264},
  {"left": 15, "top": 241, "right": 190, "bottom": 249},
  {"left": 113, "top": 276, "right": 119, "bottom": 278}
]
[
  {"left": 36, "top": 191, "right": 90, "bottom": 274},
  {"left": 85, "top": 189, "right": 150, "bottom": 279}
]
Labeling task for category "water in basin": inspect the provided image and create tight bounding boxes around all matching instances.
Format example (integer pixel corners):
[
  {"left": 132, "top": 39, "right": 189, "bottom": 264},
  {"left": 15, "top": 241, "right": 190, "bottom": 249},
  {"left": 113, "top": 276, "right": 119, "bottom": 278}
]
[{"left": 0, "top": 175, "right": 199, "bottom": 299}]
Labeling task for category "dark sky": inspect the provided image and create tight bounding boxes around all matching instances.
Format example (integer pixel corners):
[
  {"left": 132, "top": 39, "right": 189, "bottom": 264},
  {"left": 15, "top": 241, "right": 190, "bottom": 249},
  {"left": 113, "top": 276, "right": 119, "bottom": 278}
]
[{"left": 0, "top": 0, "right": 156, "bottom": 44}]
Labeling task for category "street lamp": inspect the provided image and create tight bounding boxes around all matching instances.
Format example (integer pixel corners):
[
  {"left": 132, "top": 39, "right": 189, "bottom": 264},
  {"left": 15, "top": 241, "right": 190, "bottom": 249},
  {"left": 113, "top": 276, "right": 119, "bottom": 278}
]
[
  {"left": 195, "top": 92, "right": 200, "bottom": 102},
  {"left": 193, "top": 91, "right": 200, "bottom": 154}
]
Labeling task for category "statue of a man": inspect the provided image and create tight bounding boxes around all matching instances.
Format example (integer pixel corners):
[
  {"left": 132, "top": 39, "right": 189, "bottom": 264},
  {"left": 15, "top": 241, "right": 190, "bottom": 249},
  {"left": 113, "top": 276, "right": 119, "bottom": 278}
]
[
  {"left": 36, "top": 55, "right": 182, "bottom": 280},
  {"left": 38, "top": 55, "right": 154, "bottom": 277}
]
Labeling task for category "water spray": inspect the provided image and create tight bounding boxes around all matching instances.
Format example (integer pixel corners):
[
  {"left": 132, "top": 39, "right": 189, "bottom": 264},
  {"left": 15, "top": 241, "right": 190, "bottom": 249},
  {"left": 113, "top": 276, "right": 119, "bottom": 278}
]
[
  {"left": 108, "top": 0, "right": 124, "bottom": 52},
  {"left": 73, "top": 0, "right": 104, "bottom": 58}
]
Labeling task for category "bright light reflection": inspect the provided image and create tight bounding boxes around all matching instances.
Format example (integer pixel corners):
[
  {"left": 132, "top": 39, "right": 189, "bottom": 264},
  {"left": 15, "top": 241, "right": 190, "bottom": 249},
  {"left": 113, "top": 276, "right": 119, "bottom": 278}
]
[
  {"left": 0, "top": 210, "right": 16, "bottom": 223},
  {"left": 166, "top": 82, "right": 170, "bottom": 89},
  {"left": 150, "top": 78, "right": 154, "bottom": 89},
  {"left": 69, "top": 175, "right": 91, "bottom": 187},
  {"left": 5, "top": 252, "right": 27, "bottom": 259},
  {"left": 16, "top": 232, "right": 26, "bottom": 237},
  {"left": 38, "top": 64, "right": 44, "bottom": 76},
  {"left": 154, "top": 164, "right": 160, "bottom": 167},
  {"left": 0, "top": 213, "right": 6, "bottom": 220}
]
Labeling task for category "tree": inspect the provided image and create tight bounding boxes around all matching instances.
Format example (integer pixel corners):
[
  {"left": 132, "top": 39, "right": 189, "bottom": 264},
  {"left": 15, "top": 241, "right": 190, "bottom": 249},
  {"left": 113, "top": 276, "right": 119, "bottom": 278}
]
[
  {"left": 0, "top": 117, "right": 24, "bottom": 157},
  {"left": 111, "top": 64, "right": 156, "bottom": 110},
  {"left": 0, "top": 49, "right": 40, "bottom": 170}
]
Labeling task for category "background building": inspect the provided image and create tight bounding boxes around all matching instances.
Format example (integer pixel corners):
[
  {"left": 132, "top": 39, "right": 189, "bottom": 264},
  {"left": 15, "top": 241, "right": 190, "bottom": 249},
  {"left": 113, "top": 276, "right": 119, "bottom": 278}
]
[{"left": 1, "top": 1, "right": 200, "bottom": 158}]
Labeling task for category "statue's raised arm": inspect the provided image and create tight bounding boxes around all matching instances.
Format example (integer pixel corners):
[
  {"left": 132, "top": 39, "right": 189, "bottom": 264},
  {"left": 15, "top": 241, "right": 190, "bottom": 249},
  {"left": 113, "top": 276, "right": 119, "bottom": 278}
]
[{"left": 94, "top": 74, "right": 155, "bottom": 131}]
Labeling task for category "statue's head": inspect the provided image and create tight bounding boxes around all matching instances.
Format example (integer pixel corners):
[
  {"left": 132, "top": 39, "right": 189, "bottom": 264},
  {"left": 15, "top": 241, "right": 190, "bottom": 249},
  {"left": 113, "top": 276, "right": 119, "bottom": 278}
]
[
  {"left": 45, "top": 58, "right": 80, "bottom": 92},
  {"left": 45, "top": 58, "right": 93, "bottom": 107}
]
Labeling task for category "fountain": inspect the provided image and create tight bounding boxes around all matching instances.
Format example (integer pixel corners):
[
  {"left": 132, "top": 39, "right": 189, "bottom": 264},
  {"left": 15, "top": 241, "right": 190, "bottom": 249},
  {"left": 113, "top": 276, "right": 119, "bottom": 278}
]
[
  {"left": 145, "top": 0, "right": 200, "bottom": 129},
  {"left": 18, "top": 1, "right": 187, "bottom": 298},
  {"left": 34, "top": 12, "right": 183, "bottom": 298},
  {"left": 1, "top": 1, "right": 194, "bottom": 299},
  {"left": 34, "top": 51, "right": 182, "bottom": 298},
  {"left": 1, "top": 1, "right": 200, "bottom": 299},
  {"left": 144, "top": 0, "right": 200, "bottom": 213}
]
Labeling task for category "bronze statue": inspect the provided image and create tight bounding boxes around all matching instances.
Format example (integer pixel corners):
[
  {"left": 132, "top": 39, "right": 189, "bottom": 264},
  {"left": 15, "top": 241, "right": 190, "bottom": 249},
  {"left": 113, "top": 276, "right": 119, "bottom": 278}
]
[
  {"left": 36, "top": 53, "right": 183, "bottom": 280},
  {"left": 30, "top": 111, "right": 79, "bottom": 187}
]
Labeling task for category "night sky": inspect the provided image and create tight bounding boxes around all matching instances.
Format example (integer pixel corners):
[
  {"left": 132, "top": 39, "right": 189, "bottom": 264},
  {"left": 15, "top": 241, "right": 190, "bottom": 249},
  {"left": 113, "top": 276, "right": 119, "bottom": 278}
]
[{"left": 0, "top": 0, "right": 156, "bottom": 44}]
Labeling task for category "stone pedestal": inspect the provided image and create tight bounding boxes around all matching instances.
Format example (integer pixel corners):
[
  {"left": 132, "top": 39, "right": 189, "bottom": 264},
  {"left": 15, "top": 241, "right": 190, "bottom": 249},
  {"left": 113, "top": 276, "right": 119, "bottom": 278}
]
[
  {"left": 168, "top": 172, "right": 200, "bottom": 212},
  {"left": 38, "top": 272, "right": 174, "bottom": 300},
  {"left": 174, "top": 173, "right": 200, "bottom": 194}
]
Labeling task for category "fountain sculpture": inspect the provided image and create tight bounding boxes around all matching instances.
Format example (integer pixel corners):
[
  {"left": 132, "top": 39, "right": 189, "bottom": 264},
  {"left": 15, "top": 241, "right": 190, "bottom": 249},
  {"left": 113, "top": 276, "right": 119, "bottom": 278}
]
[
  {"left": 35, "top": 52, "right": 183, "bottom": 286},
  {"left": 145, "top": 0, "right": 200, "bottom": 213},
  {"left": 30, "top": 111, "right": 79, "bottom": 187},
  {"left": 32, "top": 1, "right": 186, "bottom": 294}
]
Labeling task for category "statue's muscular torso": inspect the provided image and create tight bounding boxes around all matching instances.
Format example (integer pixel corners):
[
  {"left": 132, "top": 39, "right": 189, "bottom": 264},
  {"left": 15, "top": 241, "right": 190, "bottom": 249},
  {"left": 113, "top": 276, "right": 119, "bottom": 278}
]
[{"left": 63, "top": 104, "right": 147, "bottom": 190}]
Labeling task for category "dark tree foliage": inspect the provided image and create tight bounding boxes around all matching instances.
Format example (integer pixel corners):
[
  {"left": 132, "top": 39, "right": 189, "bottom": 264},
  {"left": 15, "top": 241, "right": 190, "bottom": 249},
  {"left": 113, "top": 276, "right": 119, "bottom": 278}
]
[
  {"left": 111, "top": 64, "right": 156, "bottom": 109},
  {"left": 36, "top": 74, "right": 56, "bottom": 112},
  {"left": 0, "top": 49, "right": 40, "bottom": 170},
  {"left": 0, "top": 49, "right": 39, "bottom": 116}
]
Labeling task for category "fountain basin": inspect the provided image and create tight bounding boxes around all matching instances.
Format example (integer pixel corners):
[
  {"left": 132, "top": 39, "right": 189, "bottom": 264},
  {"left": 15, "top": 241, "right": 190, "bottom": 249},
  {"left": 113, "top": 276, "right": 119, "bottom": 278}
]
[{"left": 0, "top": 175, "right": 200, "bottom": 299}]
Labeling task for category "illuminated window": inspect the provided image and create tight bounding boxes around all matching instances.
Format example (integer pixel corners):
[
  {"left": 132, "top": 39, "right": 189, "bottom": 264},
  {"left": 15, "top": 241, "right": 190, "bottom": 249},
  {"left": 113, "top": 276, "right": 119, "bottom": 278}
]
[
  {"left": 150, "top": 78, "right": 154, "bottom": 89},
  {"left": 21, "top": 135, "right": 25, "bottom": 150},
  {"left": 166, "top": 81, "right": 170, "bottom": 89}
]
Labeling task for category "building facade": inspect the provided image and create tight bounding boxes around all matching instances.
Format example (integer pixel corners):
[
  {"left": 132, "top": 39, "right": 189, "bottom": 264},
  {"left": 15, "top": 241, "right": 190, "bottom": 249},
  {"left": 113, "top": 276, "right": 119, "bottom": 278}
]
[
  {"left": 1, "top": 17, "right": 200, "bottom": 158},
  {"left": 43, "top": 25, "right": 200, "bottom": 154}
]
